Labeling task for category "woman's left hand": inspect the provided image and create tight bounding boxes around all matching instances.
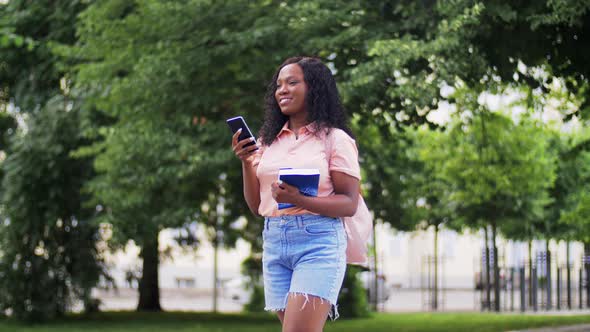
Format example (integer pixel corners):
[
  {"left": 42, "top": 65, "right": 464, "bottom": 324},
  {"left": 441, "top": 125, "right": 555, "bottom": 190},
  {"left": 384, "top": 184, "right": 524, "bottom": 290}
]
[{"left": 271, "top": 181, "right": 301, "bottom": 205}]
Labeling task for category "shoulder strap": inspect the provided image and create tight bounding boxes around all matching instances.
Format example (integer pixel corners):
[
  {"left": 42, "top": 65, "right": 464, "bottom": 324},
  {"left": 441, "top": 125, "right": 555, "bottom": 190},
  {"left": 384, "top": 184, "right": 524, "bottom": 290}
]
[
  {"left": 324, "top": 129, "right": 333, "bottom": 165},
  {"left": 324, "top": 129, "right": 363, "bottom": 195}
]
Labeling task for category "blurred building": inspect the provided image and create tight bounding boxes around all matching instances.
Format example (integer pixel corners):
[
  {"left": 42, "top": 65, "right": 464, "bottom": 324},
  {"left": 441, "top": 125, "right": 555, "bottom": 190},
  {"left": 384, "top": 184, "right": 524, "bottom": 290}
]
[{"left": 104, "top": 220, "right": 586, "bottom": 292}]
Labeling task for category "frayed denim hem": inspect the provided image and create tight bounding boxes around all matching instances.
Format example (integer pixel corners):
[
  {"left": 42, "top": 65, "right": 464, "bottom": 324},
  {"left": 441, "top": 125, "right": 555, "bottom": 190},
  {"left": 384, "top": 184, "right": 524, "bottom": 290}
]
[{"left": 278, "top": 292, "right": 340, "bottom": 321}]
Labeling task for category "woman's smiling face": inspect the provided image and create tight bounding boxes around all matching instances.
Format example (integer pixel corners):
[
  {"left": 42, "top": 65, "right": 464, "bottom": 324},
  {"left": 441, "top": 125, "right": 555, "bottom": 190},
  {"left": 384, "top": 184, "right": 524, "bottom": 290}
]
[{"left": 275, "top": 63, "right": 308, "bottom": 116}]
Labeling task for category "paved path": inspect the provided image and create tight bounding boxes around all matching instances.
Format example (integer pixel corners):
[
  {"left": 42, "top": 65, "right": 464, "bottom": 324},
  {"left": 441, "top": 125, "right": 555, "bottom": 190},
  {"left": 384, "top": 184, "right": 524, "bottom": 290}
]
[{"left": 508, "top": 324, "right": 590, "bottom": 332}]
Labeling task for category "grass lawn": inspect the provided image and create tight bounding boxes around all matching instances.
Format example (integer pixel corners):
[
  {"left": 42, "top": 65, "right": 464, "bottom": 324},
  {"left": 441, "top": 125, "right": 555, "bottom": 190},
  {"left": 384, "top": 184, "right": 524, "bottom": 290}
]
[{"left": 0, "top": 311, "right": 590, "bottom": 332}]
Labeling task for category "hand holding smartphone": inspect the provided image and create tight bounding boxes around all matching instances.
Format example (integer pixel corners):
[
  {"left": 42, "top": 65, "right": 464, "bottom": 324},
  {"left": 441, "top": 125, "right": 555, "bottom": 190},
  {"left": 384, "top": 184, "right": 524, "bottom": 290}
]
[
  {"left": 227, "top": 116, "right": 260, "bottom": 168},
  {"left": 226, "top": 116, "right": 258, "bottom": 149}
]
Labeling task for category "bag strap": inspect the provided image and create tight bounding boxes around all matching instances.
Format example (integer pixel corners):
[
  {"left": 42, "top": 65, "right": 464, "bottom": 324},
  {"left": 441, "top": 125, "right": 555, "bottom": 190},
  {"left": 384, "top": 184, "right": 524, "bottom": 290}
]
[
  {"left": 324, "top": 129, "right": 363, "bottom": 195},
  {"left": 324, "top": 129, "right": 333, "bottom": 164}
]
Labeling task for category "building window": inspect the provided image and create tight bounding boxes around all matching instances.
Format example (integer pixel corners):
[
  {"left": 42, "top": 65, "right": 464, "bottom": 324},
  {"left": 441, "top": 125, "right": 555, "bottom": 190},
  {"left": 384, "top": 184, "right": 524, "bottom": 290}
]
[{"left": 176, "top": 277, "right": 195, "bottom": 288}]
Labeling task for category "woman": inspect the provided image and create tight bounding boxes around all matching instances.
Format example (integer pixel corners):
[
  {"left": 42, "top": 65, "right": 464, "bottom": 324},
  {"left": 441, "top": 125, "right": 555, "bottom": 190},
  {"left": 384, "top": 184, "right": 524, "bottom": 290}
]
[{"left": 231, "top": 56, "right": 360, "bottom": 332}]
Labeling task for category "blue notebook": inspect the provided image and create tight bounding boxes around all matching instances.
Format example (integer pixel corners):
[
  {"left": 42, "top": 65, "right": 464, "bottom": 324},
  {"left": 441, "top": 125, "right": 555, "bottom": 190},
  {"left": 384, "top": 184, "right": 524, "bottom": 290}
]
[{"left": 277, "top": 168, "right": 320, "bottom": 210}]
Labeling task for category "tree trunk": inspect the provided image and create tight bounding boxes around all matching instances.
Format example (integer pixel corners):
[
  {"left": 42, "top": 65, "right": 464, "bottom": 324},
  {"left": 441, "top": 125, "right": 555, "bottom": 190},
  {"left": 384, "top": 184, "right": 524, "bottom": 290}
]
[
  {"left": 492, "top": 221, "right": 500, "bottom": 312},
  {"left": 372, "top": 219, "right": 379, "bottom": 311},
  {"left": 137, "top": 232, "right": 161, "bottom": 311},
  {"left": 484, "top": 226, "right": 491, "bottom": 311},
  {"left": 566, "top": 241, "right": 571, "bottom": 309},
  {"left": 433, "top": 223, "right": 439, "bottom": 311},
  {"left": 528, "top": 240, "right": 533, "bottom": 307},
  {"left": 545, "top": 239, "right": 552, "bottom": 310},
  {"left": 213, "top": 226, "right": 219, "bottom": 313}
]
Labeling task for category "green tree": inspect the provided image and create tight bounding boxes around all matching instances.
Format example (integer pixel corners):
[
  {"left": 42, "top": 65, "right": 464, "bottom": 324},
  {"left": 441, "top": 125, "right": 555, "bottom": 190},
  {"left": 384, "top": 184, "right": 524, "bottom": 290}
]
[
  {"left": 0, "top": 0, "right": 91, "bottom": 111},
  {"left": 559, "top": 132, "right": 590, "bottom": 306},
  {"left": 418, "top": 109, "right": 557, "bottom": 311},
  {"left": 405, "top": 125, "right": 461, "bottom": 310},
  {"left": 559, "top": 138, "right": 590, "bottom": 244},
  {"left": 0, "top": 98, "right": 106, "bottom": 321},
  {"left": 68, "top": 0, "right": 282, "bottom": 310},
  {"left": 338, "top": 1, "right": 590, "bottom": 124},
  {"left": 196, "top": 173, "right": 248, "bottom": 313},
  {"left": 0, "top": 0, "right": 103, "bottom": 321}
]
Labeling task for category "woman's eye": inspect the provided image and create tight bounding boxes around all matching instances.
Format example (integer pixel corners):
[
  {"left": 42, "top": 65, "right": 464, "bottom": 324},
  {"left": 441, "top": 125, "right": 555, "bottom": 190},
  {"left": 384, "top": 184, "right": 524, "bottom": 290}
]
[{"left": 289, "top": 81, "right": 297, "bottom": 85}]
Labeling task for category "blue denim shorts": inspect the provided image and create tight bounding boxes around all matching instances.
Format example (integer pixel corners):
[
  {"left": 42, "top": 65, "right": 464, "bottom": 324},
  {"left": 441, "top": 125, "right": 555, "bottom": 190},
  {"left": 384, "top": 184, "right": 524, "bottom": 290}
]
[{"left": 262, "top": 214, "right": 347, "bottom": 319}]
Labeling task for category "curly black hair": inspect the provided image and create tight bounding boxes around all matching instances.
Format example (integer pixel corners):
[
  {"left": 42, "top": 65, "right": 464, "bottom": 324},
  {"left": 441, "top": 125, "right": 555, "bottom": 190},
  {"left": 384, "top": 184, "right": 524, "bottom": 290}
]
[{"left": 259, "top": 56, "right": 354, "bottom": 146}]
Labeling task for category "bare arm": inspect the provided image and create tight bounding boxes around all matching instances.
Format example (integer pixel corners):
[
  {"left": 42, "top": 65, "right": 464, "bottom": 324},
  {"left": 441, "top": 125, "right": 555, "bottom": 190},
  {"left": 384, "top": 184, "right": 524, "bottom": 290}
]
[
  {"left": 271, "top": 171, "right": 359, "bottom": 218},
  {"left": 231, "top": 130, "right": 261, "bottom": 216}
]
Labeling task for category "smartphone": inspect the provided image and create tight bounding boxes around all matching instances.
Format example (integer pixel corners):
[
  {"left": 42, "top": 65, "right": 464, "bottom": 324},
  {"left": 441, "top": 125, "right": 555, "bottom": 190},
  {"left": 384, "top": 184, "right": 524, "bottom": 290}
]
[{"left": 226, "top": 116, "right": 257, "bottom": 149}]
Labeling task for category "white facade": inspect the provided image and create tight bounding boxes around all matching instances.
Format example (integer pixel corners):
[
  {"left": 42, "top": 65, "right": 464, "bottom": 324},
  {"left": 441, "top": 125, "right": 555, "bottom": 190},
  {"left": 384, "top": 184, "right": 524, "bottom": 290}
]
[
  {"left": 374, "top": 223, "right": 586, "bottom": 290},
  {"left": 104, "top": 221, "right": 587, "bottom": 292},
  {"left": 105, "top": 227, "right": 252, "bottom": 291}
]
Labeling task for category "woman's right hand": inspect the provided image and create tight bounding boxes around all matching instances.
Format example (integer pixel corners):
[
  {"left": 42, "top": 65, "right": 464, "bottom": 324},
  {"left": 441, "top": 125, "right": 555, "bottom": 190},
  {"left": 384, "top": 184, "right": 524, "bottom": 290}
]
[{"left": 232, "top": 129, "right": 260, "bottom": 165}]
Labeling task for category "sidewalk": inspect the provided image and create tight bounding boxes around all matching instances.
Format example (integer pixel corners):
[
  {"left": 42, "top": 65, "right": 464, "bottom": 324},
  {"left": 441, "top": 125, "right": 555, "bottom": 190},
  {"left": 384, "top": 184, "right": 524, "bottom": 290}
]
[
  {"left": 508, "top": 324, "right": 590, "bottom": 332},
  {"left": 93, "top": 287, "right": 590, "bottom": 315}
]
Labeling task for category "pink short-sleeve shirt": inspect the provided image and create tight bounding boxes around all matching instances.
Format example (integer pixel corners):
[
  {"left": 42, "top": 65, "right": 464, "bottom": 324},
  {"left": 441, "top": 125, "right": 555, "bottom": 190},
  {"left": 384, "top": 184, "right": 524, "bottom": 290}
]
[{"left": 254, "top": 122, "right": 360, "bottom": 217}]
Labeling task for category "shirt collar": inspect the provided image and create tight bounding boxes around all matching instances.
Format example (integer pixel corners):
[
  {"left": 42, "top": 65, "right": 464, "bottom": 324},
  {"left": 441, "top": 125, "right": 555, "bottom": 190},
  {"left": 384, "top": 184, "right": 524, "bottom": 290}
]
[{"left": 277, "top": 121, "right": 317, "bottom": 138}]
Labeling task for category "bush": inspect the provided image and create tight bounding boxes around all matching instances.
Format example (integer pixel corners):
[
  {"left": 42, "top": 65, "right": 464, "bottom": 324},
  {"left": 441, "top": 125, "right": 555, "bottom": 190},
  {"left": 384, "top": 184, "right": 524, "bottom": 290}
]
[
  {"left": 337, "top": 265, "right": 370, "bottom": 318},
  {"left": 241, "top": 254, "right": 265, "bottom": 312}
]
